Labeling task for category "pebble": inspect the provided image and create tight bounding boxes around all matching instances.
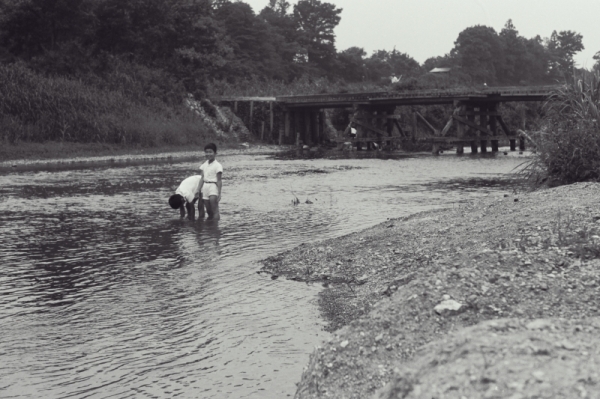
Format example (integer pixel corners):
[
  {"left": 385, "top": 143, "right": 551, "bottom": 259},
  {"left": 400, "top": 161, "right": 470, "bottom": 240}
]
[
  {"left": 375, "top": 333, "right": 384, "bottom": 342},
  {"left": 556, "top": 339, "right": 576, "bottom": 350},
  {"left": 434, "top": 299, "right": 463, "bottom": 315},
  {"left": 340, "top": 340, "right": 349, "bottom": 348},
  {"left": 526, "top": 319, "right": 553, "bottom": 330},
  {"left": 531, "top": 370, "right": 545, "bottom": 382}
]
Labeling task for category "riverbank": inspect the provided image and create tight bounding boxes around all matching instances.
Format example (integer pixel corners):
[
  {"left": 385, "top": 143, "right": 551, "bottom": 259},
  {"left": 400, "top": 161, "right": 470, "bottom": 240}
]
[
  {"left": 261, "top": 182, "right": 600, "bottom": 398},
  {"left": 0, "top": 140, "right": 289, "bottom": 169}
]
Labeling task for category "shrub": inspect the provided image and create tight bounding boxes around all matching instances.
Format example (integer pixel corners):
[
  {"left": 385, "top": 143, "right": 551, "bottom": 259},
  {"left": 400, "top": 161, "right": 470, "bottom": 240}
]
[
  {"left": 0, "top": 62, "right": 216, "bottom": 146},
  {"left": 520, "top": 73, "right": 600, "bottom": 185}
]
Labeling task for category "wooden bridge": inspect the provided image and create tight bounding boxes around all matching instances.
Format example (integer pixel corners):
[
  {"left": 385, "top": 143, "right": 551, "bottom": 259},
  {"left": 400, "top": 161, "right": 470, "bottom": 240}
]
[{"left": 213, "top": 85, "right": 558, "bottom": 154}]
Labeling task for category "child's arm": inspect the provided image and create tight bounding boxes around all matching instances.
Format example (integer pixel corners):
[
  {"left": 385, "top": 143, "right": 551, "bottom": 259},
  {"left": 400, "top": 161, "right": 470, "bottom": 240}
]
[
  {"left": 198, "top": 175, "right": 204, "bottom": 193},
  {"left": 216, "top": 172, "right": 222, "bottom": 202},
  {"left": 180, "top": 204, "right": 186, "bottom": 218}
]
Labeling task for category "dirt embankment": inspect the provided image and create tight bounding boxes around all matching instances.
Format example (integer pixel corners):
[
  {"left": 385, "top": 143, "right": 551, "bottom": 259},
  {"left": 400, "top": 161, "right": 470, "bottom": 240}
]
[{"left": 261, "top": 182, "right": 600, "bottom": 399}]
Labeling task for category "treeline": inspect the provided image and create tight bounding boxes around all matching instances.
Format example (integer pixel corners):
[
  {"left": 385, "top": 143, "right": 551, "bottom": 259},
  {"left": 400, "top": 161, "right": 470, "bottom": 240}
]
[
  {"left": 1, "top": 1, "right": 597, "bottom": 94},
  {"left": 0, "top": 0, "right": 598, "bottom": 147}
]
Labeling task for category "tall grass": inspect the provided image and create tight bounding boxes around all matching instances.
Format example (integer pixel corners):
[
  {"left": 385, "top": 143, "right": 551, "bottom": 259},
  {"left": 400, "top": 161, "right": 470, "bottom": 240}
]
[
  {"left": 519, "top": 72, "right": 600, "bottom": 186},
  {"left": 0, "top": 63, "right": 217, "bottom": 146}
]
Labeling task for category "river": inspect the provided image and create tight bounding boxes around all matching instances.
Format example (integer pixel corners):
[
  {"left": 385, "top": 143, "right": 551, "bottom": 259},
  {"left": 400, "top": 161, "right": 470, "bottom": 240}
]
[{"left": 0, "top": 149, "right": 528, "bottom": 398}]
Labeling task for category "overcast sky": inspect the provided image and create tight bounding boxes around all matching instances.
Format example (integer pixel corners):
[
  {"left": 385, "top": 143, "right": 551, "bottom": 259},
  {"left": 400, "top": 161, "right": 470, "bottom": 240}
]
[{"left": 243, "top": 0, "right": 600, "bottom": 69}]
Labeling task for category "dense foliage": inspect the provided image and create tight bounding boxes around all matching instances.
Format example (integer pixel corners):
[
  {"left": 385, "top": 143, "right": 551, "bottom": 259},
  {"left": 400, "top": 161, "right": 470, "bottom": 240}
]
[
  {"left": 0, "top": 2, "right": 593, "bottom": 93},
  {"left": 0, "top": 1, "right": 597, "bottom": 146}
]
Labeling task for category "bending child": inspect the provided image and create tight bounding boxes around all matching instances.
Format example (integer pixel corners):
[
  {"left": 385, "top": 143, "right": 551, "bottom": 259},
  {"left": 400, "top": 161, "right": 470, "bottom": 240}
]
[
  {"left": 169, "top": 175, "right": 204, "bottom": 220},
  {"left": 199, "top": 143, "right": 222, "bottom": 221}
]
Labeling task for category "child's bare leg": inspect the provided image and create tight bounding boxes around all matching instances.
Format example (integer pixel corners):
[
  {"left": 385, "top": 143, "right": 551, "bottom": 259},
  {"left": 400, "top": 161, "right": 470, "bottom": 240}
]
[
  {"left": 186, "top": 202, "right": 195, "bottom": 221},
  {"left": 209, "top": 195, "right": 220, "bottom": 221},
  {"left": 198, "top": 195, "right": 205, "bottom": 218},
  {"left": 204, "top": 199, "right": 213, "bottom": 219}
]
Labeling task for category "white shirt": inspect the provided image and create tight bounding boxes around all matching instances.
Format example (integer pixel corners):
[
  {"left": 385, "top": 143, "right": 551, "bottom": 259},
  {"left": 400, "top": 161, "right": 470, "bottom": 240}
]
[
  {"left": 199, "top": 160, "right": 223, "bottom": 183},
  {"left": 175, "top": 175, "right": 203, "bottom": 203}
]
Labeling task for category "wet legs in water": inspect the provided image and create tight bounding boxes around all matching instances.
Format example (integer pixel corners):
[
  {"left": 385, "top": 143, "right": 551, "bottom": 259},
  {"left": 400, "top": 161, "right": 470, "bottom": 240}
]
[
  {"left": 198, "top": 194, "right": 205, "bottom": 219},
  {"left": 203, "top": 196, "right": 220, "bottom": 221},
  {"left": 185, "top": 202, "right": 195, "bottom": 221}
]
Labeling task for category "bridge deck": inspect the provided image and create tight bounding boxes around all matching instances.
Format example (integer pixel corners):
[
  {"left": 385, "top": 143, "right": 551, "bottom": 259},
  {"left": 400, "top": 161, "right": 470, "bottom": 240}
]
[
  {"left": 277, "top": 86, "right": 557, "bottom": 108},
  {"left": 212, "top": 85, "right": 558, "bottom": 108}
]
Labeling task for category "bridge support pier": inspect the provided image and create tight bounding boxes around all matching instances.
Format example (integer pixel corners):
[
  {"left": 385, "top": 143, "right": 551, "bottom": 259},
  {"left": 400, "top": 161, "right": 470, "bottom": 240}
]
[
  {"left": 519, "top": 137, "right": 526, "bottom": 151},
  {"left": 489, "top": 104, "right": 499, "bottom": 152},
  {"left": 510, "top": 139, "right": 516, "bottom": 151},
  {"left": 470, "top": 141, "right": 478, "bottom": 154},
  {"left": 479, "top": 106, "right": 488, "bottom": 153}
]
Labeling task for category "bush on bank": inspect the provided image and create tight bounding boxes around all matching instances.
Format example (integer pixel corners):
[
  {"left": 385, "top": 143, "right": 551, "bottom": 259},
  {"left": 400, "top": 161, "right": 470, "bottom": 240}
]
[
  {"left": 0, "top": 63, "right": 215, "bottom": 147},
  {"left": 522, "top": 72, "right": 600, "bottom": 185}
]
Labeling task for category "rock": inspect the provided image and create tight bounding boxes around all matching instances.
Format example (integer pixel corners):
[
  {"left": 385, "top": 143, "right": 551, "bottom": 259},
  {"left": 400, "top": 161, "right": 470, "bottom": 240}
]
[
  {"left": 526, "top": 319, "right": 553, "bottom": 330},
  {"left": 442, "top": 294, "right": 451, "bottom": 301},
  {"left": 556, "top": 339, "right": 576, "bottom": 350},
  {"left": 434, "top": 299, "right": 463, "bottom": 315},
  {"left": 375, "top": 333, "right": 384, "bottom": 342},
  {"left": 340, "top": 340, "right": 349, "bottom": 348},
  {"left": 531, "top": 370, "right": 545, "bottom": 382}
]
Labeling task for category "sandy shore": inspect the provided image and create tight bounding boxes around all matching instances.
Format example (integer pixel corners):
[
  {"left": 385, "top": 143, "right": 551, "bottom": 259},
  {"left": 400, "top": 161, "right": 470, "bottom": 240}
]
[{"left": 261, "top": 182, "right": 600, "bottom": 398}]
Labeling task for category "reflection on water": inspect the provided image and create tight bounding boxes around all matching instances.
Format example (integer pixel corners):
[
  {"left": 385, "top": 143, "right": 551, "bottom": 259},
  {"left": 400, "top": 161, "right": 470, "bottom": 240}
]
[{"left": 0, "top": 150, "right": 529, "bottom": 398}]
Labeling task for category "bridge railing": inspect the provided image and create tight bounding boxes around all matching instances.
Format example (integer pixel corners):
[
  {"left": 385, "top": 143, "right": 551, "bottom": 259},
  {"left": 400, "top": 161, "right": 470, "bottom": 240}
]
[{"left": 275, "top": 85, "right": 560, "bottom": 104}]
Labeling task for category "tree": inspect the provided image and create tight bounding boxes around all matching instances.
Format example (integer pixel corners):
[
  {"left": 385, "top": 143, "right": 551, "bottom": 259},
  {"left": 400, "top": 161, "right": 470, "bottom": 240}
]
[
  {"left": 0, "top": 0, "right": 96, "bottom": 63},
  {"left": 213, "top": 1, "right": 284, "bottom": 79},
  {"left": 547, "top": 30, "right": 584, "bottom": 75},
  {"left": 363, "top": 49, "right": 420, "bottom": 81},
  {"left": 337, "top": 46, "right": 366, "bottom": 81},
  {"left": 259, "top": 0, "right": 304, "bottom": 79},
  {"left": 293, "top": 0, "right": 342, "bottom": 74},
  {"left": 523, "top": 35, "right": 554, "bottom": 84},
  {"left": 594, "top": 51, "right": 600, "bottom": 73},
  {"left": 452, "top": 25, "right": 504, "bottom": 84},
  {"left": 498, "top": 19, "right": 530, "bottom": 84}
]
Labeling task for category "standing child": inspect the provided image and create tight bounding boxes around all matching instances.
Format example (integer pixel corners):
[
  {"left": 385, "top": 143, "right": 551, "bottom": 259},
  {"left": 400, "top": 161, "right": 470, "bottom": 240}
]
[
  {"left": 199, "top": 143, "right": 223, "bottom": 221},
  {"left": 169, "top": 175, "right": 204, "bottom": 220}
]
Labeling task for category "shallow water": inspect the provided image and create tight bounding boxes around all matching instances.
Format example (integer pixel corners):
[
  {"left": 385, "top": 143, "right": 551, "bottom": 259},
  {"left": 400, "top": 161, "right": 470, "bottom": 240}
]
[{"left": 0, "top": 150, "right": 529, "bottom": 398}]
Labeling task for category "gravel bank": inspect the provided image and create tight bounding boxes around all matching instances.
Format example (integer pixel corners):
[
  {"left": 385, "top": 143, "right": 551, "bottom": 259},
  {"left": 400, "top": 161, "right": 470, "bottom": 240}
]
[
  {"left": 261, "top": 182, "right": 600, "bottom": 398},
  {"left": 0, "top": 143, "right": 288, "bottom": 170}
]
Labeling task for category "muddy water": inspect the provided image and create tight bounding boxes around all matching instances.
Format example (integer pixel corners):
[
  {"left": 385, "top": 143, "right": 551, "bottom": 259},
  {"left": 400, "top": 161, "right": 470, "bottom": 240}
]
[{"left": 0, "top": 150, "right": 528, "bottom": 398}]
